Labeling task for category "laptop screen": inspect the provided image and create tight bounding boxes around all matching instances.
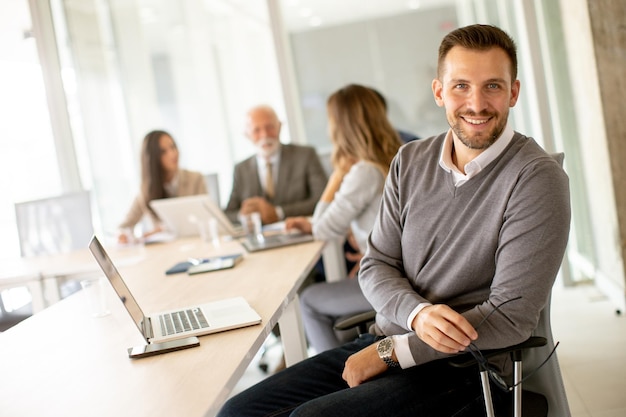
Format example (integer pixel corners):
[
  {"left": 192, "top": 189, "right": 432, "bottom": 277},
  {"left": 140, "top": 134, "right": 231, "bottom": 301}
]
[
  {"left": 88, "top": 236, "right": 148, "bottom": 341},
  {"left": 149, "top": 194, "right": 241, "bottom": 238}
]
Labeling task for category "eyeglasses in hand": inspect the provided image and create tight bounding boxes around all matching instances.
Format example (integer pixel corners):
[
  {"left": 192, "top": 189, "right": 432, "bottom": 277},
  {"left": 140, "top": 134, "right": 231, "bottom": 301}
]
[{"left": 466, "top": 296, "right": 559, "bottom": 392}]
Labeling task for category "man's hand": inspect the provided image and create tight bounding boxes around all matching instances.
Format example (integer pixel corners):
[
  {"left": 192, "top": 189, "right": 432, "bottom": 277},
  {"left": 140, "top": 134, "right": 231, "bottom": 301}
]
[
  {"left": 240, "top": 197, "right": 279, "bottom": 224},
  {"left": 412, "top": 304, "right": 477, "bottom": 353},
  {"left": 342, "top": 343, "right": 388, "bottom": 387}
]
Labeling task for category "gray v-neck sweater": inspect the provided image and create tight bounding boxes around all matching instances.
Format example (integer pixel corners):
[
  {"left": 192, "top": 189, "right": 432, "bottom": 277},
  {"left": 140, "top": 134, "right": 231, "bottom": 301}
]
[{"left": 359, "top": 132, "right": 571, "bottom": 368}]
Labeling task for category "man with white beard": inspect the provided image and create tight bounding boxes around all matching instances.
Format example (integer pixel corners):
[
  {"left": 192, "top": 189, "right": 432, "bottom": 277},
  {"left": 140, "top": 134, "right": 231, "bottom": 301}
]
[{"left": 225, "top": 105, "right": 328, "bottom": 225}]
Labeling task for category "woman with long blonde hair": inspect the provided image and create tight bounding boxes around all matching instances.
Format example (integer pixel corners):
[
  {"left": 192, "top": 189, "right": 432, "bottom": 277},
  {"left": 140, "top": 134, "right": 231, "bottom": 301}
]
[{"left": 286, "top": 84, "right": 403, "bottom": 353}]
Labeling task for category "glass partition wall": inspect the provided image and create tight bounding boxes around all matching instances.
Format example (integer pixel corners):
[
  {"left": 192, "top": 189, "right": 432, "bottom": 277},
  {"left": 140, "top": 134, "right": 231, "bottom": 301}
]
[
  {"left": 281, "top": 0, "right": 610, "bottom": 291},
  {"left": 282, "top": 1, "right": 458, "bottom": 154},
  {"left": 456, "top": 0, "right": 605, "bottom": 289},
  {"left": 34, "top": 0, "right": 287, "bottom": 239},
  {"left": 3, "top": 0, "right": 622, "bottom": 310},
  {"left": 0, "top": 0, "right": 63, "bottom": 258}
]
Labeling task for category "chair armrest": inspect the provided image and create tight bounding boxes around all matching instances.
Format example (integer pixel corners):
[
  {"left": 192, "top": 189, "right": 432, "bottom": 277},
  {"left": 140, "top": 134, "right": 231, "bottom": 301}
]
[
  {"left": 449, "top": 336, "right": 547, "bottom": 368},
  {"left": 334, "top": 310, "right": 377, "bottom": 332}
]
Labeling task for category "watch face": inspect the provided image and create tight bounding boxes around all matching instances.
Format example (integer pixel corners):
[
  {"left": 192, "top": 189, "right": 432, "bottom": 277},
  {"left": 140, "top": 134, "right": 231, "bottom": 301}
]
[
  {"left": 377, "top": 337, "right": 399, "bottom": 367},
  {"left": 378, "top": 338, "right": 393, "bottom": 354}
]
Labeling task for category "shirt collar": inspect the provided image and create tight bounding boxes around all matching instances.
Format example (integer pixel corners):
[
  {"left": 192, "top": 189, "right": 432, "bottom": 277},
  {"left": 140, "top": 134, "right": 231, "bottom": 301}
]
[
  {"left": 256, "top": 144, "right": 281, "bottom": 167},
  {"left": 439, "top": 124, "right": 514, "bottom": 184}
]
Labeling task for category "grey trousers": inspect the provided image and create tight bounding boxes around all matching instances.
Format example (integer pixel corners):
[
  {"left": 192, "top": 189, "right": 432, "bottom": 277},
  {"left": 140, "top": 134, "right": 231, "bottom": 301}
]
[{"left": 299, "top": 278, "right": 373, "bottom": 353}]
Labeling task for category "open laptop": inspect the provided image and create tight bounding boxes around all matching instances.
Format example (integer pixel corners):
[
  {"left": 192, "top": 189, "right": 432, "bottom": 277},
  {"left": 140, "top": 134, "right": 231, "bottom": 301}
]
[
  {"left": 88, "top": 235, "right": 261, "bottom": 343},
  {"left": 149, "top": 194, "right": 314, "bottom": 251},
  {"left": 149, "top": 194, "right": 244, "bottom": 238}
]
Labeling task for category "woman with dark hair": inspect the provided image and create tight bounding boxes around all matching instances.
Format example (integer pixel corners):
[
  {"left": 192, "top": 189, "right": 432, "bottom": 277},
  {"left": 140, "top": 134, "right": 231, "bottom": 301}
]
[
  {"left": 117, "top": 130, "right": 206, "bottom": 243},
  {"left": 285, "top": 84, "right": 403, "bottom": 353}
]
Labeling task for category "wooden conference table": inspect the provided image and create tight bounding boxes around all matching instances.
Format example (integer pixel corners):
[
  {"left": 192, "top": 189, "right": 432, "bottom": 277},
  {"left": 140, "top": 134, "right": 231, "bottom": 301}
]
[{"left": 0, "top": 235, "right": 325, "bottom": 417}]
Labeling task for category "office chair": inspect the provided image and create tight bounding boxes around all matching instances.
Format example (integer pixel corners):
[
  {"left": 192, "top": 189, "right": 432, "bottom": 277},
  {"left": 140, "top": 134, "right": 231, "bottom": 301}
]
[
  {"left": 513, "top": 290, "right": 571, "bottom": 416},
  {"left": 14, "top": 190, "right": 96, "bottom": 303},
  {"left": 334, "top": 310, "right": 376, "bottom": 335},
  {"left": 3, "top": 191, "right": 95, "bottom": 329},
  {"left": 449, "top": 337, "right": 549, "bottom": 416},
  {"left": 0, "top": 283, "right": 37, "bottom": 331},
  {"left": 446, "top": 290, "right": 570, "bottom": 417}
]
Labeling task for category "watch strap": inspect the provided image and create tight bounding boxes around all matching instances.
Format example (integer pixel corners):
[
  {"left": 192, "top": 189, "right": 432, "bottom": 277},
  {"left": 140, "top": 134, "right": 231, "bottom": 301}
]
[{"left": 382, "top": 355, "right": 399, "bottom": 368}]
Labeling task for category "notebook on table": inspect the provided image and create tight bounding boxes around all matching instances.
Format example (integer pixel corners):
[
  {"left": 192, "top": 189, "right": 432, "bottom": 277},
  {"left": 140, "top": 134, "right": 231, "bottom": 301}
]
[
  {"left": 88, "top": 235, "right": 261, "bottom": 343},
  {"left": 149, "top": 194, "right": 244, "bottom": 238}
]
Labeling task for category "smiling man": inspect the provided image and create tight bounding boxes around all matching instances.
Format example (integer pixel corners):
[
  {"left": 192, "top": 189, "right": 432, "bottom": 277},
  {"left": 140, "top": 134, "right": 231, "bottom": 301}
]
[
  {"left": 225, "top": 104, "right": 327, "bottom": 225},
  {"left": 218, "top": 24, "right": 571, "bottom": 417}
]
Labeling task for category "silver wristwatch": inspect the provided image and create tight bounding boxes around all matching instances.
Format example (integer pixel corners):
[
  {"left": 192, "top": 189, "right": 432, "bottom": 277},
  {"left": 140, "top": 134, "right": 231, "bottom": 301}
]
[{"left": 376, "top": 337, "right": 399, "bottom": 368}]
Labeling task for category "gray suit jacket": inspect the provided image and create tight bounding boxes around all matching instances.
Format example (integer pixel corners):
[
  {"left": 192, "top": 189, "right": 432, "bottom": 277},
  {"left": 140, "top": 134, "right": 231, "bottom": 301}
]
[{"left": 225, "top": 144, "right": 328, "bottom": 222}]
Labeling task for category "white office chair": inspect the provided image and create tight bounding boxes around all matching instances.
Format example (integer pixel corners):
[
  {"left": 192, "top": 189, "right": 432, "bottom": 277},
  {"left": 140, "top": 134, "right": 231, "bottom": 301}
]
[
  {"left": 0, "top": 276, "right": 40, "bottom": 331},
  {"left": 14, "top": 190, "right": 96, "bottom": 303},
  {"left": 15, "top": 190, "right": 94, "bottom": 258}
]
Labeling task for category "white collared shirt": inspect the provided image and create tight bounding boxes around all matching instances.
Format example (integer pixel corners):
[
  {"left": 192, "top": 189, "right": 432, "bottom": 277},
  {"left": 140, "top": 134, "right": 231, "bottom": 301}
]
[
  {"left": 438, "top": 124, "right": 514, "bottom": 187},
  {"left": 393, "top": 125, "right": 514, "bottom": 368},
  {"left": 256, "top": 151, "right": 280, "bottom": 195},
  {"left": 255, "top": 148, "right": 285, "bottom": 219}
]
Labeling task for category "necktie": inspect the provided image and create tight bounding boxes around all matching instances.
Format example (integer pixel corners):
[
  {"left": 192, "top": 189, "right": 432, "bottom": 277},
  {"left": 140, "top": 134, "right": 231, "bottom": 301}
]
[{"left": 265, "top": 161, "right": 275, "bottom": 200}]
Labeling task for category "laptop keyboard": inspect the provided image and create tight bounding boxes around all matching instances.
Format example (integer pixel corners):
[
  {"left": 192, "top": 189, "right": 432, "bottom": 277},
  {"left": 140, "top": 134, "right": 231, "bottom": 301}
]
[{"left": 159, "top": 308, "right": 210, "bottom": 336}]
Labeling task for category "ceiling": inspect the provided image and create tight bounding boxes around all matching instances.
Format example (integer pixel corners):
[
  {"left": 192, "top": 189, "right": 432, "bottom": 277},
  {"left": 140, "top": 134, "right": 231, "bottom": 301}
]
[
  {"left": 279, "top": 0, "right": 456, "bottom": 32},
  {"left": 0, "top": 0, "right": 459, "bottom": 64}
]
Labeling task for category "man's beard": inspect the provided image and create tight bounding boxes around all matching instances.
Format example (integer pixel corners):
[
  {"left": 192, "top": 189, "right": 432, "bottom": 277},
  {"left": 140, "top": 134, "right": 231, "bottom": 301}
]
[
  {"left": 256, "top": 138, "right": 280, "bottom": 158},
  {"left": 450, "top": 110, "right": 506, "bottom": 150}
]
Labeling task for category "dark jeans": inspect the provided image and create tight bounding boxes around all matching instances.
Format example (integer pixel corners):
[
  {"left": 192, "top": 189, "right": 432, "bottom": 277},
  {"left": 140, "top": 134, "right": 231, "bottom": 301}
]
[{"left": 218, "top": 334, "right": 511, "bottom": 417}]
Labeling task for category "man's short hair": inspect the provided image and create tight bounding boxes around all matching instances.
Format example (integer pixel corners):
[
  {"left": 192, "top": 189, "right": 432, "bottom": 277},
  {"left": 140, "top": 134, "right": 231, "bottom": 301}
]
[{"left": 437, "top": 24, "right": 518, "bottom": 81}]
